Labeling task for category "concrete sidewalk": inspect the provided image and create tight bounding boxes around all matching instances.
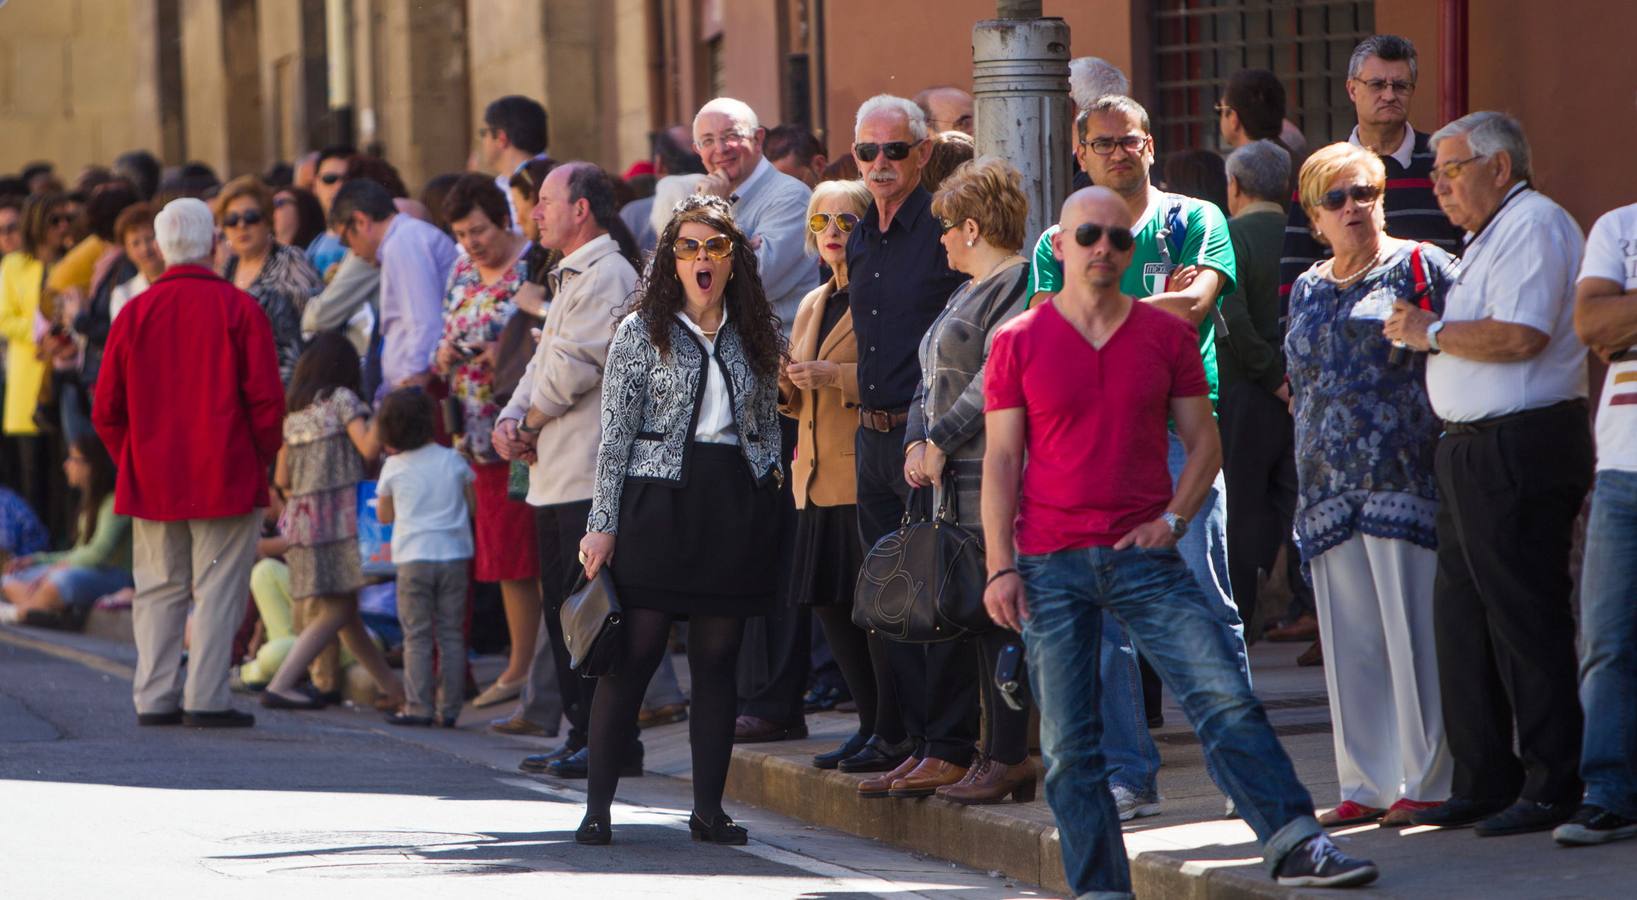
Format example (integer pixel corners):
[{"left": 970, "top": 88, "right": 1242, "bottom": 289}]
[{"left": 7, "top": 621, "right": 1634, "bottom": 898}]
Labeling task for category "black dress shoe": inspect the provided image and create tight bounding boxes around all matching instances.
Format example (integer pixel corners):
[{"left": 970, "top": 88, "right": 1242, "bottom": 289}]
[
  {"left": 545, "top": 746, "right": 644, "bottom": 779},
  {"left": 298, "top": 685, "right": 342, "bottom": 706},
  {"left": 812, "top": 732, "right": 871, "bottom": 770},
  {"left": 1476, "top": 798, "right": 1579, "bottom": 837},
  {"left": 837, "top": 735, "right": 915, "bottom": 773},
  {"left": 137, "top": 710, "right": 183, "bottom": 726},
  {"left": 733, "top": 715, "right": 809, "bottom": 743},
  {"left": 1410, "top": 795, "right": 1514, "bottom": 829},
  {"left": 575, "top": 812, "right": 612, "bottom": 845},
  {"left": 260, "top": 690, "right": 324, "bottom": 710},
  {"left": 183, "top": 709, "right": 256, "bottom": 728},
  {"left": 519, "top": 740, "right": 586, "bottom": 773},
  {"left": 689, "top": 811, "right": 748, "bottom": 845},
  {"left": 383, "top": 712, "right": 434, "bottom": 726}
]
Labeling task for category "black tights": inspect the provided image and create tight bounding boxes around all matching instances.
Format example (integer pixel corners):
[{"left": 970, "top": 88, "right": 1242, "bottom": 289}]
[{"left": 586, "top": 608, "right": 745, "bottom": 819}]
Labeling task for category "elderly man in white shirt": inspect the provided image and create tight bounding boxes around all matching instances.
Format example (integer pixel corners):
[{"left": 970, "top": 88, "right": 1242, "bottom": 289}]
[
  {"left": 692, "top": 97, "right": 819, "bottom": 333},
  {"left": 1383, "top": 111, "right": 1591, "bottom": 839}
]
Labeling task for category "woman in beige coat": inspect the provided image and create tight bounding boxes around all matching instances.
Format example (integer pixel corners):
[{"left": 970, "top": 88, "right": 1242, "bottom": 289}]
[{"left": 780, "top": 179, "right": 901, "bottom": 770}]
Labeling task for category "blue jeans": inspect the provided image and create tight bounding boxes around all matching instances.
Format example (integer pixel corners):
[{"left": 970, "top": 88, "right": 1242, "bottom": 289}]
[
  {"left": 1021, "top": 545, "right": 1318, "bottom": 897},
  {"left": 1577, "top": 470, "right": 1637, "bottom": 818}
]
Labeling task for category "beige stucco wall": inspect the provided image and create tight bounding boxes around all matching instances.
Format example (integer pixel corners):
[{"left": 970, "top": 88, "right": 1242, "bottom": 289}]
[{"left": 0, "top": 0, "right": 163, "bottom": 177}]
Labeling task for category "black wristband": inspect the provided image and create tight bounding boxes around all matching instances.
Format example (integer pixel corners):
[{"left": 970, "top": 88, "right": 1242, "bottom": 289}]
[{"left": 986, "top": 567, "right": 1019, "bottom": 587}]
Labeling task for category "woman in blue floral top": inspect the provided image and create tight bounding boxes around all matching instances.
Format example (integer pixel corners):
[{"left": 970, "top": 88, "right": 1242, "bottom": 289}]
[
  {"left": 1285, "top": 143, "right": 1457, "bottom": 829},
  {"left": 430, "top": 175, "right": 541, "bottom": 707}
]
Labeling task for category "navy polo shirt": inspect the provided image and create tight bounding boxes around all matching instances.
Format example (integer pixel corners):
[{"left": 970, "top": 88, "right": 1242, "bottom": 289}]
[{"left": 846, "top": 186, "right": 966, "bottom": 412}]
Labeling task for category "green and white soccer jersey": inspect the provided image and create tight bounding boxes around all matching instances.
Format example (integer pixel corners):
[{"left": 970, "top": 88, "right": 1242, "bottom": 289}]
[{"left": 1028, "top": 193, "right": 1237, "bottom": 405}]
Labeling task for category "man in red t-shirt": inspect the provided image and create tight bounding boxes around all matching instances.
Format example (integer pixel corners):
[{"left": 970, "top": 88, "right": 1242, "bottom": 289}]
[{"left": 980, "top": 187, "right": 1377, "bottom": 894}]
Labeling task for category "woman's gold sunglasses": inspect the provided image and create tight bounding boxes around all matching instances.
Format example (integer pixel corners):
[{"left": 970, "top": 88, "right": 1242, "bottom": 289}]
[
  {"left": 808, "top": 212, "right": 859, "bottom": 234},
  {"left": 673, "top": 235, "right": 734, "bottom": 261}
]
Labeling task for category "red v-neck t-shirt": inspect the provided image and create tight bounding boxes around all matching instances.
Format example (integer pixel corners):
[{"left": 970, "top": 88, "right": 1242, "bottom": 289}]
[{"left": 985, "top": 298, "right": 1208, "bottom": 555}]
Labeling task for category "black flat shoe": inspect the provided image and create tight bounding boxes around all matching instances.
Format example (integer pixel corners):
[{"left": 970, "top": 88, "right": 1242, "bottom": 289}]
[
  {"left": 813, "top": 732, "right": 871, "bottom": 770},
  {"left": 260, "top": 690, "right": 323, "bottom": 711},
  {"left": 137, "top": 710, "right": 183, "bottom": 726},
  {"left": 1411, "top": 795, "right": 1514, "bottom": 829},
  {"left": 689, "top": 811, "right": 748, "bottom": 845},
  {"left": 183, "top": 709, "right": 255, "bottom": 728},
  {"left": 576, "top": 812, "right": 612, "bottom": 845},
  {"left": 297, "top": 684, "right": 340, "bottom": 706},
  {"left": 383, "top": 712, "right": 434, "bottom": 726},
  {"left": 1476, "top": 798, "right": 1579, "bottom": 837},
  {"left": 837, "top": 735, "right": 915, "bottom": 773}
]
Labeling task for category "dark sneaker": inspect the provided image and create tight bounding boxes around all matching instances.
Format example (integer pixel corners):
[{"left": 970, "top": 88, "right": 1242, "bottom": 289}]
[
  {"left": 1553, "top": 804, "right": 1637, "bottom": 846},
  {"left": 1275, "top": 834, "right": 1379, "bottom": 888},
  {"left": 1475, "top": 798, "right": 1578, "bottom": 837}
]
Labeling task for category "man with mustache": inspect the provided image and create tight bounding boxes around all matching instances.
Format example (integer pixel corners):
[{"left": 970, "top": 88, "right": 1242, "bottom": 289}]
[
  {"left": 841, "top": 94, "right": 972, "bottom": 790},
  {"left": 1027, "top": 94, "right": 1240, "bottom": 823}
]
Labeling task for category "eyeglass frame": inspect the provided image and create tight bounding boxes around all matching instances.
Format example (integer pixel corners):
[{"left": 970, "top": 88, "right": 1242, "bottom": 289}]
[
  {"left": 1351, "top": 77, "right": 1416, "bottom": 95},
  {"left": 1316, "top": 184, "right": 1383, "bottom": 212},
  {"left": 1078, "top": 134, "right": 1151, "bottom": 157},
  {"left": 808, "top": 212, "right": 860, "bottom": 235},
  {"left": 673, "top": 234, "right": 735, "bottom": 261},
  {"left": 1072, "top": 222, "right": 1135, "bottom": 252},
  {"left": 853, "top": 140, "right": 924, "bottom": 163},
  {"left": 695, "top": 129, "right": 754, "bottom": 153},
  {"left": 222, "top": 209, "right": 265, "bottom": 229},
  {"left": 1430, "top": 154, "right": 1490, "bottom": 185}
]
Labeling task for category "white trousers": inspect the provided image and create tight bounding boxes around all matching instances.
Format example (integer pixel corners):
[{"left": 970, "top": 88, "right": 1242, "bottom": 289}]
[
  {"left": 130, "top": 512, "right": 261, "bottom": 715},
  {"left": 1311, "top": 533, "right": 1452, "bottom": 807}
]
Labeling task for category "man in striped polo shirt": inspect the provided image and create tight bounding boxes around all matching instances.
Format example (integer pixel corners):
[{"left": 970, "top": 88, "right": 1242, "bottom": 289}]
[{"left": 1281, "top": 34, "right": 1461, "bottom": 302}]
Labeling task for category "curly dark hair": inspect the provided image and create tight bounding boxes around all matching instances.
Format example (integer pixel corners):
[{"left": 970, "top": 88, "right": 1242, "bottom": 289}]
[{"left": 631, "top": 194, "right": 784, "bottom": 377}]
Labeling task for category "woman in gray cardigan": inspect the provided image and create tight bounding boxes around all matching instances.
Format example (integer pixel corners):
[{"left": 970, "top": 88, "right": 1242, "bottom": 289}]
[
  {"left": 904, "top": 157, "right": 1037, "bottom": 805},
  {"left": 576, "top": 195, "right": 785, "bottom": 847}
]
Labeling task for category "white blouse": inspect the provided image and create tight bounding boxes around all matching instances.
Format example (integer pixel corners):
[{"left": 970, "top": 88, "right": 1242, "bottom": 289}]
[{"left": 677, "top": 309, "right": 738, "bottom": 445}]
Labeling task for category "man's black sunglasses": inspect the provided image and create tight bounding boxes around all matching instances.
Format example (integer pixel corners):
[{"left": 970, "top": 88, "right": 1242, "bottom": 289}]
[
  {"left": 1074, "top": 222, "right": 1135, "bottom": 251},
  {"left": 854, "top": 140, "right": 922, "bottom": 163}
]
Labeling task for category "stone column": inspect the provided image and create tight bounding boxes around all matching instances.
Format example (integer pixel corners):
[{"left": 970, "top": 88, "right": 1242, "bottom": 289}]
[{"left": 971, "top": 16, "right": 1071, "bottom": 249}]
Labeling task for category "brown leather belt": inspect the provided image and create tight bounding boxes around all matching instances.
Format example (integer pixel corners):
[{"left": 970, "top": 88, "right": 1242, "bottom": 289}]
[{"left": 859, "top": 407, "right": 909, "bottom": 432}]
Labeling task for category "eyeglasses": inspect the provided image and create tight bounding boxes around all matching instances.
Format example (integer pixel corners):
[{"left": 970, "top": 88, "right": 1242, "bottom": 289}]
[
  {"left": 1079, "top": 135, "right": 1149, "bottom": 156},
  {"left": 1352, "top": 77, "right": 1415, "bottom": 94},
  {"left": 48, "top": 213, "right": 75, "bottom": 227},
  {"left": 673, "top": 235, "right": 734, "bottom": 261},
  {"left": 319, "top": 173, "right": 344, "bottom": 185},
  {"left": 273, "top": 196, "right": 292, "bottom": 209},
  {"left": 696, "top": 131, "right": 751, "bottom": 152},
  {"left": 223, "top": 210, "right": 264, "bottom": 229},
  {"left": 1430, "top": 154, "right": 1489, "bottom": 184},
  {"left": 477, "top": 126, "right": 492, "bottom": 139},
  {"left": 854, "top": 140, "right": 922, "bottom": 163},
  {"left": 937, "top": 216, "right": 962, "bottom": 234},
  {"left": 1214, "top": 102, "right": 1233, "bottom": 117},
  {"left": 808, "top": 212, "right": 859, "bottom": 234},
  {"left": 1317, "top": 184, "right": 1383, "bottom": 211},
  {"left": 1074, "top": 222, "right": 1134, "bottom": 251}
]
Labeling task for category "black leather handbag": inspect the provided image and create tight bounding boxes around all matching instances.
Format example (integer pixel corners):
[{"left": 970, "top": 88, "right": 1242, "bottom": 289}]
[
  {"left": 560, "top": 568, "right": 624, "bottom": 675},
  {"left": 852, "top": 475, "right": 991, "bottom": 642}
]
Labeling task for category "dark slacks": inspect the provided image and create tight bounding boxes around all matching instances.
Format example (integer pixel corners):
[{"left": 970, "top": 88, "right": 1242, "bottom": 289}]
[
  {"left": 737, "top": 417, "right": 810, "bottom": 724},
  {"left": 535, "top": 499, "right": 595, "bottom": 746},
  {"left": 856, "top": 425, "right": 975, "bottom": 763},
  {"left": 1432, "top": 400, "right": 1590, "bottom": 804},
  {"left": 1219, "top": 379, "right": 1307, "bottom": 637}
]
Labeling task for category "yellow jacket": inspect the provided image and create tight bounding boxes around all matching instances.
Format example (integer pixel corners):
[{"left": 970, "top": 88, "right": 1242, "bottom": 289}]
[{"left": 0, "top": 252, "right": 46, "bottom": 436}]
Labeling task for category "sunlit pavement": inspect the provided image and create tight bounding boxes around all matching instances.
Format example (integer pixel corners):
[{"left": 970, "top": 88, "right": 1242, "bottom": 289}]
[{"left": 0, "top": 632, "right": 1048, "bottom": 899}]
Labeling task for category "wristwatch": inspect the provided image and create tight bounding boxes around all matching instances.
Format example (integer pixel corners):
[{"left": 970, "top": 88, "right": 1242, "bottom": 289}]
[
  {"left": 1162, "top": 512, "right": 1189, "bottom": 539},
  {"left": 1426, "top": 319, "right": 1445, "bottom": 354},
  {"left": 518, "top": 420, "right": 542, "bottom": 436}
]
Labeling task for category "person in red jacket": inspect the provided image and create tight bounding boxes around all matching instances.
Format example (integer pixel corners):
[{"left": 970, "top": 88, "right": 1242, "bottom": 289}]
[{"left": 93, "top": 197, "right": 286, "bottom": 728}]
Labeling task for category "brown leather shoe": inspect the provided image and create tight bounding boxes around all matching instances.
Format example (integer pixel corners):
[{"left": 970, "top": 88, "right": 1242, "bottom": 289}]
[
  {"left": 733, "top": 714, "right": 809, "bottom": 743},
  {"left": 937, "top": 757, "right": 1038, "bottom": 805},
  {"left": 488, "top": 715, "right": 552, "bottom": 737},
  {"left": 1296, "top": 638, "right": 1324, "bottom": 667},
  {"left": 1264, "top": 613, "right": 1318, "bottom": 642},
  {"left": 858, "top": 754, "right": 921, "bottom": 798},
  {"left": 639, "top": 703, "right": 689, "bottom": 729},
  {"left": 888, "top": 757, "right": 968, "bottom": 798}
]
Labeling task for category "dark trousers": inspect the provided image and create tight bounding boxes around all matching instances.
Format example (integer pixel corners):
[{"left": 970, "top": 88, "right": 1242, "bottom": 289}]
[
  {"left": 1432, "top": 401, "right": 1591, "bottom": 804},
  {"left": 737, "top": 417, "right": 810, "bottom": 724},
  {"left": 535, "top": 499, "right": 595, "bottom": 746},
  {"left": 1219, "top": 380, "right": 1307, "bottom": 637},
  {"left": 856, "top": 425, "right": 975, "bottom": 762},
  {"left": 975, "top": 628, "right": 1030, "bottom": 765}
]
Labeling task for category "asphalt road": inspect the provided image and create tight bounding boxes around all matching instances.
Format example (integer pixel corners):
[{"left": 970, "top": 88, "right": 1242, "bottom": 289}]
[{"left": 0, "top": 635, "right": 1048, "bottom": 900}]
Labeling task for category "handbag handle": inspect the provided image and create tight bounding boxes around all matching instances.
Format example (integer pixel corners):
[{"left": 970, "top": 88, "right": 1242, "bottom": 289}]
[{"left": 933, "top": 468, "right": 961, "bottom": 526}]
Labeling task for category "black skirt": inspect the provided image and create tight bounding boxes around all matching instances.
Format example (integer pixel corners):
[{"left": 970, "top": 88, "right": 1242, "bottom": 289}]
[
  {"left": 611, "top": 442, "right": 779, "bottom": 618},
  {"left": 788, "top": 503, "right": 864, "bottom": 607}
]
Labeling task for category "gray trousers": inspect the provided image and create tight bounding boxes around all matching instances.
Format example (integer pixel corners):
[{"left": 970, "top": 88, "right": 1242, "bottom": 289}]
[
  {"left": 131, "top": 511, "right": 261, "bottom": 715},
  {"left": 396, "top": 559, "right": 470, "bottom": 719}
]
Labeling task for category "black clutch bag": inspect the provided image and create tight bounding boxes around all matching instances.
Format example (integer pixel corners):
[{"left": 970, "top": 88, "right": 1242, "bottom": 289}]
[
  {"left": 852, "top": 474, "right": 991, "bottom": 643},
  {"left": 560, "top": 568, "right": 624, "bottom": 675}
]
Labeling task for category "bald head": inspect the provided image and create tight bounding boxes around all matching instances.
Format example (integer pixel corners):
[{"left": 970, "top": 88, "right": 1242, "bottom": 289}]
[
  {"left": 916, "top": 86, "right": 974, "bottom": 134},
  {"left": 1054, "top": 187, "right": 1136, "bottom": 292}
]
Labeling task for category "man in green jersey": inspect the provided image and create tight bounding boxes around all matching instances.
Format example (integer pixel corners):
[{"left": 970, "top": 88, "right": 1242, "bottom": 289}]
[{"left": 1026, "top": 94, "right": 1246, "bottom": 822}]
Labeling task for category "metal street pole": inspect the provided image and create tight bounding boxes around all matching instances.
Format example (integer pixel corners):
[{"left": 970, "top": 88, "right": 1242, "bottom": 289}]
[{"left": 973, "top": 5, "right": 1071, "bottom": 249}]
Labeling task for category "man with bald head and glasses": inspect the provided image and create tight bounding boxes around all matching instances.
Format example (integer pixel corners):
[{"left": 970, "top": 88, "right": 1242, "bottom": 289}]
[
  {"left": 1028, "top": 93, "right": 1241, "bottom": 823},
  {"left": 983, "top": 187, "right": 1378, "bottom": 896}
]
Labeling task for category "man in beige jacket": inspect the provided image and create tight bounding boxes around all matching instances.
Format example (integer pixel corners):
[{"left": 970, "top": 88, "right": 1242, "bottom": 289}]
[{"left": 488, "top": 162, "right": 645, "bottom": 774}]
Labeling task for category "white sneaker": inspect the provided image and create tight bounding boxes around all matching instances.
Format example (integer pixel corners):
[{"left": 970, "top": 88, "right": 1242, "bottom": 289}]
[{"left": 1110, "top": 783, "right": 1162, "bottom": 821}]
